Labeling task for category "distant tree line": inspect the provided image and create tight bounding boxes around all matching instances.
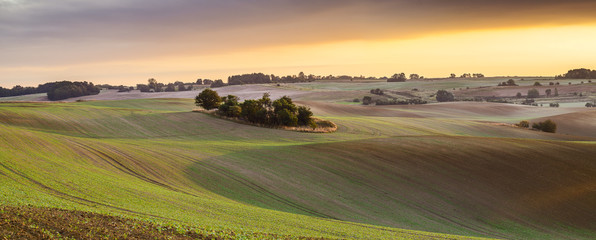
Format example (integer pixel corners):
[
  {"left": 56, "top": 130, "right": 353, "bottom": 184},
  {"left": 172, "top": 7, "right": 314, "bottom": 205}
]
[
  {"left": 0, "top": 82, "right": 55, "bottom": 98},
  {"left": 47, "top": 81, "right": 100, "bottom": 101},
  {"left": 228, "top": 73, "right": 272, "bottom": 85},
  {"left": 137, "top": 79, "right": 196, "bottom": 92},
  {"left": 387, "top": 73, "right": 407, "bottom": 82},
  {"left": 449, "top": 73, "right": 484, "bottom": 78},
  {"left": 227, "top": 72, "right": 318, "bottom": 85},
  {"left": 498, "top": 79, "right": 518, "bottom": 86},
  {"left": 556, "top": 68, "right": 596, "bottom": 79},
  {"left": 195, "top": 89, "right": 315, "bottom": 128}
]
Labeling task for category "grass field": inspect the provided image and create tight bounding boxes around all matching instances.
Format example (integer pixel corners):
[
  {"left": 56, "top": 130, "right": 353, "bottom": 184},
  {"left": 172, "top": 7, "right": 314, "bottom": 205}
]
[{"left": 1, "top": 81, "right": 595, "bottom": 239}]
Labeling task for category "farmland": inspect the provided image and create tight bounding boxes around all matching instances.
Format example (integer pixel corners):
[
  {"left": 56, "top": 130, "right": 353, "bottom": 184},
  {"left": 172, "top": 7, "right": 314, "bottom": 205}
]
[{"left": 1, "top": 77, "right": 595, "bottom": 239}]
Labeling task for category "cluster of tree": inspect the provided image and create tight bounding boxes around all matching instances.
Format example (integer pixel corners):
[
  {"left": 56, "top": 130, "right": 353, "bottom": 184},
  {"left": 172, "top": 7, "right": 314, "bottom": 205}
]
[
  {"left": 387, "top": 73, "right": 407, "bottom": 82},
  {"left": 556, "top": 68, "right": 596, "bottom": 79},
  {"left": 0, "top": 82, "right": 56, "bottom": 98},
  {"left": 138, "top": 79, "right": 194, "bottom": 92},
  {"left": 586, "top": 102, "right": 596, "bottom": 107},
  {"left": 545, "top": 88, "right": 558, "bottom": 97},
  {"left": 370, "top": 88, "right": 384, "bottom": 95},
  {"left": 228, "top": 73, "right": 271, "bottom": 85},
  {"left": 521, "top": 99, "right": 538, "bottom": 106},
  {"left": 195, "top": 89, "right": 315, "bottom": 127},
  {"left": 498, "top": 79, "right": 518, "bottom": 86},
  {"left": 450, "top": 73, "right": 484, "bottom": 78},
  {"left": 196, "top": 79, "right": 216, "bottom": 85},
  {"left": 435, "top": 90, "right": 455, "bottom": 102},
  {"left": 226, "top": 72, "right": 319, "bottom": 86},
  {"left": 531, "top": 119, "right": 557, "bottom": 133},
  {"left": 526, "top": 88, "right": 558, "bottom": 98},
  {"left": 549, "top": 103, "right": 560, "bottom": 107},
  {"left": 47, "top": 81, "right": 100, "bottom": 101},
  {"left": 210, "top": 80, "right": 226, "bottom": 88},
  {"left": 321, "top": 75, "right": 379, "bottom": 80},
  {"left": 96, "top": 84, "right": 134, "bottom": 92},
  {"left": 363, "top": 98, "right": 427, "bottom": 105}
]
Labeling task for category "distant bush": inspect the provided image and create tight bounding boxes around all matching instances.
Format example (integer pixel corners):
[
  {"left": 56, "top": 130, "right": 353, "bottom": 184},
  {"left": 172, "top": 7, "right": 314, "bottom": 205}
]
[
  {"left": 533, "top": 82, "right": 542, "bottom": 86},
  {"left": 435, "top": 90, "right": 454, "bottom": 102},
  {"left": 370, "top": 88, "right": 384, "bottom": 95},
  {"left": 586, "top": 103, "right": 595, "bottom": 107},
  {"left": 362, "top": 96, "right": 373, "bottom": 105},
  {"left": 47, "top": 81, "right": 100, "bottom": 101},
  {"left": 387, "top": 73, "right": 407, "bottom": 82},
  {"left": 374, "top": 99, "right": 427, "bottom": 105},
  {"left": 210, "top": 80, "right": 226, "bottom": 88},
  {"left": 353, "top": 98, "right": 360, "bottom": 103},
  {"left": 532, "top": 119, "right": 557, "bottom": 133},
  {"left": 527, "top": 89, "right": 540, "bottom": 98},
  {"left": 556, "top": 68, "right": 596, "bottom": 79},
  {"left": 549, "top": 103, "right": 559, "bottom": 108},
  {"left": 516, "top": 92, "right": 522, "bottom": 98},
  {"left": 498, "top": 79, "right": 517, "bottom": 86},
  {"left": 517, "top": 120, "right": 530, "bottom": 128}
]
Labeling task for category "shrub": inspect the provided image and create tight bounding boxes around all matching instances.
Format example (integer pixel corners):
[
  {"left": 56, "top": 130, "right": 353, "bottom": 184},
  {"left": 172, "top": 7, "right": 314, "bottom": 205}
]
[
  {"left": 517, "top": 120, "right": 530, "bottom": 128},
  {"left": 362, "top": 96, "right": 373, "bottom": 105},
  {"left": 532, "top": 119, "right": 557, "bottom": 133},
  {"left": 527, "top": 89, "right": 540, "bottom": 98},
  {"left": 436, "top": 90, "right": 454, "bottom": 102},
  {"left": 516, "top": 92, "right": 522, "bottom": 98},
  {"left": 533, "top": 82, "right": 542, "bottom": 86}
]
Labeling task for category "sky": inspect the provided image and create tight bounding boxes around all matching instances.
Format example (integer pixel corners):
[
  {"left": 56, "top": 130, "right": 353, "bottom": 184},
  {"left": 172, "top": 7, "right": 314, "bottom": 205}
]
[{"left": 1, "top": 0, "right": 596, "bottom": 87}]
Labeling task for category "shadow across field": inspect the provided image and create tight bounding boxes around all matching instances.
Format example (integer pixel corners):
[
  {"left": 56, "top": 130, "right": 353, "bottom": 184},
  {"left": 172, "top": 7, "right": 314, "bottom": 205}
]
[{"left": 188, "top": 136, "right": 596, "bottom": 240}]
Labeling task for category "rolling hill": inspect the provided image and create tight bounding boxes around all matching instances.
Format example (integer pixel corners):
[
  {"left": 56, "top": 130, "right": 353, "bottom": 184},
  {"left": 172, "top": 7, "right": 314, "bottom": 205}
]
[{"left": 1, "top": 93, "right": 595, "bottom": 239}]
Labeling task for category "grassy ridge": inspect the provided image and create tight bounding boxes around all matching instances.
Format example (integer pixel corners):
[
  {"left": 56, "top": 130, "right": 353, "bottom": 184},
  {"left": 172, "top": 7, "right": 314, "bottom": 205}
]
[{"left": 1, "top": 98, "right": 594, "bottom": 239}]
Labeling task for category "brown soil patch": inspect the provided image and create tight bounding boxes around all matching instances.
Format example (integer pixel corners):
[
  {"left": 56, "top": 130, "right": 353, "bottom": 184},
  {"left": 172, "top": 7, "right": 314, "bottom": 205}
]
[
  {"left": 530, "top": 110, "right": 596, "bottom": 138},
  {"left": 0, "top": 205, "right": 213, "bottom": 240},
  {"left": 0, "top": 205, "right": 329, "bottom": 240}
]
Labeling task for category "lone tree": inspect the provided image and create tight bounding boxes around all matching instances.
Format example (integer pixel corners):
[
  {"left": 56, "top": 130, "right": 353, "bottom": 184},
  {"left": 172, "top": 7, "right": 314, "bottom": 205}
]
[
  {"left": 527, "top": 88, "right": 540, "bottom": 98},
  {"left": 436, "top": 90, "right": 455, "bottom": 102},
  {"left": 195, "top": 88, "right": 222, "bottom": 110},
  {"left": 545, "top": 89, "right": 552, "bottom": 97}
]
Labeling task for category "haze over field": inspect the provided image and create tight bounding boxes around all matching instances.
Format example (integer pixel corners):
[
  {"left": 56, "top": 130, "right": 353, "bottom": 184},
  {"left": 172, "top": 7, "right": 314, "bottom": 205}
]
[
  {"left": 2, "top": 0, "right": 596, "bottom": 87},
  {"left": 1, "top": 1, "right": 596, "bottom": 239}
]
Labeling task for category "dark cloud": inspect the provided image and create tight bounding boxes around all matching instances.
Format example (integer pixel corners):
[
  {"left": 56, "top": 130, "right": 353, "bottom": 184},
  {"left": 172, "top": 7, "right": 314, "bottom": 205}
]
[{"left": 1, "top": 0, "right": 595, "bottom": 66}]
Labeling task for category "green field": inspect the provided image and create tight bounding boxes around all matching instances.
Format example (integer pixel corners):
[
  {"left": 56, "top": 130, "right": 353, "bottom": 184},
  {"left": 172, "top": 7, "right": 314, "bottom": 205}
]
[{"left": 1, "top": 91, "right": 595, "bottom": 239}]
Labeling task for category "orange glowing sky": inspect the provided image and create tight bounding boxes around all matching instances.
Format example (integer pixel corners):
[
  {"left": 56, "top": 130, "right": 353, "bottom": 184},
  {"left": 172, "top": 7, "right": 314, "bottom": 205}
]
[{"left": 1, "top": 0, "right": 596, "bottom": 87}]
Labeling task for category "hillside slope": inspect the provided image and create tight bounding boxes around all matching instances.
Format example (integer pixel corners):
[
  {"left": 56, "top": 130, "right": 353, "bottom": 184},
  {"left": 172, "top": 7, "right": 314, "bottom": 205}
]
[{"left": 1, "top": 99, "right": 595, "bottom": 239}]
